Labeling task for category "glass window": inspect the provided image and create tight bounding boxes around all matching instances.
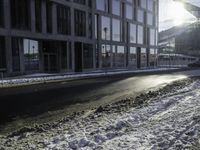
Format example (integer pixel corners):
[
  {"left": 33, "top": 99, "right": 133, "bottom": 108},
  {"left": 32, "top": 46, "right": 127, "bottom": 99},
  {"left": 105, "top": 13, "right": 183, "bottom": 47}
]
[
  {"left": 137, "top": 9, "right": 144, "bottom": 23},
  {"left": 74, "top": 9, "right": 86, "bottom": 36},
  {"left": 60, "top": 42, "right": 67, "bottom": 70},
  {"left": 130, "top": 23, "right": 136, "bottom": 43},
  {"left": 60, "top": 42, "right": 72, "bottom": 70},
  {"left": 0, "top": 0, "right": 4, "bottom": 27},
  {"left": 127, "top": 0, "right": 132, "bottom": 3},
  {"left": 57, "top": 5, "right": 71, "bottom": 35},
  {"left": 141, "top": 48, "right": 147, "bottom": 68},
  {"left": 101, "top": 44, "right": 111, "bottom": 68},
  {"left": 140, "top": 0, "right": 146, "bottom": 9},
  {"left": 11, "top": 0, "right": 30, "bottom": 30},
  {"left": 129, "top": 47, "right": 137, "bottom": 68},
  {"left": 147, "top": 13, "right": 153, "bottom": 26},
  {"left": 73, "top": 0, "right": 86, "bottom": 5},
  {"left": 150, "top": 28, "right": 155, "bottom": 46},
  {"left": 116, "top": 46, "right": 125, "bottom": 67},
  {"left": 46, "top": 1, "right": 52, "bottom": 33},
  {"left": 83, "top": 44, "right": 93, "bottom": 69},
  {"left": 35, "top": 0, "right": 42, "bottom": 32},
  {"left": 112, "top": 0, "right": 120, "bottom": 16},
  {"left": 96, "top": 0, "right": 104, "bottom": 11},
  {"left": 147, "top": 0, "right": 153, "bottom": 12},
  {"left": 149, "top": 48, "right": 157, "bottom": 67},
  {"left": 101, "top": 16, "right": 111, "bottom": 40},
  {"left": 126, "top": 4, "right": 133, "bottom": 20},
  {"left": 137, "top": 25, "right": 144, "bottom": 44},
  {"left": 23, "top": 39, "right": 39, "bottom": 71},
  {"left": 0, "top": 37, "right": 6, "bottom": 69},
  {"left": 112, "top": 19, "right": 121, "bottom": 42},
  {"left": 12, "top": 38, "right": 21, "bottom": 72},
  {"left": 96, "top": 0, "right": 109, "bottom": 12}
]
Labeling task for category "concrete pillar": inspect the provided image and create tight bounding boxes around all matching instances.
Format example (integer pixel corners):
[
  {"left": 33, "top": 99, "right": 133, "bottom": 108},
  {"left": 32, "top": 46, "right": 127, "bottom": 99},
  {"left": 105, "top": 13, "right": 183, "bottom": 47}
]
[
  {"left": 71, "top": 7, "right": 75, "bottom": 37},
  {"left": 19, "top": 39, "right": 25, "bottom": 74},
  {"left": 30, "top": 0, "right": 36, "bottom": 33},
  {"left": 71, "top": 41, "right": 75, "bottom": 72},
  {"left": 52, "top": 3, "right": 57, "bottom": 35},
  {"left": 39, "top": 41, "right": 44, "bottom": 72},
  {"left": 4, "top": 0, "right": 11, "bottom": 30},
  {"left": 4, "top": 0, "right": 12, "bottom": 74},
  {"left": 41, "top": 0, "right": 47, "bottom": 33},
  {"left": 70, "top": 8, "right": 75, "bottom": 72},
  {"left": 5, "top": 36, "right": 12, "bottom": 74}
]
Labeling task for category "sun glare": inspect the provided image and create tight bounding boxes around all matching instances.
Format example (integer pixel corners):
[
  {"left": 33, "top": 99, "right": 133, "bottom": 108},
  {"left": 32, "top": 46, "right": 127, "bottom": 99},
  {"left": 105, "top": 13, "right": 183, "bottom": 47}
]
[{"left": 169, "top": 2, "right": 186, "bottom": 26}]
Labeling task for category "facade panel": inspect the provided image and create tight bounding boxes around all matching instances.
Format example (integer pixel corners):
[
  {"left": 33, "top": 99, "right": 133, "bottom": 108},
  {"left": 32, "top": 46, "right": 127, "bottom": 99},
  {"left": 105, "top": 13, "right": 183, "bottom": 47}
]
[{"left": 0, "top": 0, "right": 158, "bottom": 76}]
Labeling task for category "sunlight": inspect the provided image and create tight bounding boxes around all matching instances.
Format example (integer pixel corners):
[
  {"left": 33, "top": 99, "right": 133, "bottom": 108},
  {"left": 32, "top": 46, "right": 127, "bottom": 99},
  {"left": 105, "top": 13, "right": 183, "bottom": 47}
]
[{"left": 169, "top": 1, "right": 186, "bottom": 26}]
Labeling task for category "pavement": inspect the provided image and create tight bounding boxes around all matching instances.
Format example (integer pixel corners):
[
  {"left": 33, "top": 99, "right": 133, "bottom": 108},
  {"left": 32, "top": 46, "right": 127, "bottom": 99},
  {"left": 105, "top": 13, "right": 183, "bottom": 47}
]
[{"left": 0, "top": 68, "right": 183, "bottom": 88}]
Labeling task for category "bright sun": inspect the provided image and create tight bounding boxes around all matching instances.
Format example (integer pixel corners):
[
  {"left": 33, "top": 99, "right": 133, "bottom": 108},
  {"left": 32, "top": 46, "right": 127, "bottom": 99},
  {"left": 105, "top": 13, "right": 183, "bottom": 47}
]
[{"left": 169, "top": 2, "right": 186, "bottom": 26}]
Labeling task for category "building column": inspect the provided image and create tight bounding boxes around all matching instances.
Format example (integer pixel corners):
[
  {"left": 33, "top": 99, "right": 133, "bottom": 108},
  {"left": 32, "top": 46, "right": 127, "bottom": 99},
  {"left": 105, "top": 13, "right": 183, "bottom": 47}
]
[
  {"left": 71, "top": 41, "right": 75, "bottom": 72},
  {"left": 39, "top": 41, "right": 44, "bottom": 72},
  {"left": 71, "top": 7, "right": 75, "bottom": 72},
  {"left": 4, "top": 0, "right": 11, "bottom": 29},
  {"left": 5, "top": 37, "right": 12, "bottom": 74},
  {"left": 52, "top": 3, "right": 57, "bottom": 34},
  {"left": 41, "top": 0, "right": 47, "bottom": 33},
  {"left": 19, "top": 39, "right": 25, "bottom": 74},
  {"left": 30, "top": 0, "right": 36, "bottom": 33},
  {"left": 4, "top": 0, "right": 12, "bottom": 74}
]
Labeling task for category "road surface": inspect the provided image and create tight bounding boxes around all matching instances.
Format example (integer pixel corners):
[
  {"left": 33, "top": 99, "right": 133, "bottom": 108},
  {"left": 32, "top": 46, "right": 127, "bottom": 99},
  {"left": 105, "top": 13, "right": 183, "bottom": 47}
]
[{"left": 0, "top": 69, "right": 200, "bottom": 134}]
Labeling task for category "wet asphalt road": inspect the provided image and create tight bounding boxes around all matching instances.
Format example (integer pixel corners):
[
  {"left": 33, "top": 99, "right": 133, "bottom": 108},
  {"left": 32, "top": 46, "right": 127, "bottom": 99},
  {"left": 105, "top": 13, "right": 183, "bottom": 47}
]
[{"left": 0, "top": 70, "right": 192, "bottom": 127}]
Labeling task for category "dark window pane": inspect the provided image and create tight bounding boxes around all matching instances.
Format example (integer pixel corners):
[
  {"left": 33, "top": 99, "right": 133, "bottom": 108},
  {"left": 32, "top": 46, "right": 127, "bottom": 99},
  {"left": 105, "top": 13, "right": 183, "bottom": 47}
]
[
  {"left": 74, "top": 9, "right": 86, "bottom": 36},
  {"left": 83, "top": 44, "right": 93, "bottom": 69},
  {"left": 57, "top": 4, "right": 71, "bottom": 35},
  {"left": 35, "top": 0, "right": 42, "bottom": 32},
  {"left": 11, "top": 0, "right": 30, "bottom": 30},
  {"left": 46, "top": 1, "right": 52, "bottom": 33},
  {"left": 12, "top": 38, "right": 21, "bottom": 72},
  {"left": 0, "top": 37, "right": 6, "bottom": 69},
  {"left": 0, "top": 1, "right": 4, "bottom": 27},
  {"left": 73, "top": 0, "right": 86, "bottom": 5}
]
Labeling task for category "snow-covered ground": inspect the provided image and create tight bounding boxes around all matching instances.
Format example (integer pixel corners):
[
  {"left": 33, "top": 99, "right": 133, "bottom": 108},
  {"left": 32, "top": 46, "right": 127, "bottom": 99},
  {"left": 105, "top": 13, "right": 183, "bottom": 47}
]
[
  {"left": 1, "top": 78, "right": 200, "bottom": 149},
  {"left": 0, "top": 68, "right": 178, "bottom": 88}
]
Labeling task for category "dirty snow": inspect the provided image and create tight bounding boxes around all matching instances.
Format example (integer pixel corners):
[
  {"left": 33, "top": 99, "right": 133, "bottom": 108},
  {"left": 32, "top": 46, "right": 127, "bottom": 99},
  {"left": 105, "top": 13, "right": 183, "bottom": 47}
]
[
  {"left": 45, "top": 80, "right": 200, "bottom": 150},
  {"left": 1, "top": 78, "right": 200, "bottom": 149}
]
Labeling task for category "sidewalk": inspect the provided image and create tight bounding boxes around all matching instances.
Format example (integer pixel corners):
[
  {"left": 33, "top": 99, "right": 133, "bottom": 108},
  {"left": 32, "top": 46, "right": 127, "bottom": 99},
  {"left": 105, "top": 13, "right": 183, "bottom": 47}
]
[{"left": 0, "top": 68, "right": 183, "bottom": 88}]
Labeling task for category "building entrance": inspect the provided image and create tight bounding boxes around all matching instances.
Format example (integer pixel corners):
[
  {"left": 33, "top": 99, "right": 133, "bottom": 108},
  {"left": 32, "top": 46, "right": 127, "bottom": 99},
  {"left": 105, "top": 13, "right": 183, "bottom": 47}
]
[
  {"left": 42, "top": 41, "right": 58, "bottom": 73},
  {"left": 43, "top": 53, "right": 57, "bottom": 72}
]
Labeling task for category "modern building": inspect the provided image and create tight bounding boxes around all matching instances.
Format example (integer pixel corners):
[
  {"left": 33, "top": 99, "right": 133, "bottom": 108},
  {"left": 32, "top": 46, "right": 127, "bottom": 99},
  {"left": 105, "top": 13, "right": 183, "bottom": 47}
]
[
  {"left": 158, "top": 23, "right": 200, "bottom": 67},
  {"left": 0, "top": 0, "right": 158, "bottom": 76}
]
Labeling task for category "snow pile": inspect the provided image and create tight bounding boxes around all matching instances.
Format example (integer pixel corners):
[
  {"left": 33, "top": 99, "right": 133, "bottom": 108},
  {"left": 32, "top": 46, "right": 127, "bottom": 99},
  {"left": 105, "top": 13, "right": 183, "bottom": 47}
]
[
  {"left": 1, "top": 79, "right": 200, "bottom": 149},
  {"left": 44, "top": 80, "right": 200, "bottom": 150}
]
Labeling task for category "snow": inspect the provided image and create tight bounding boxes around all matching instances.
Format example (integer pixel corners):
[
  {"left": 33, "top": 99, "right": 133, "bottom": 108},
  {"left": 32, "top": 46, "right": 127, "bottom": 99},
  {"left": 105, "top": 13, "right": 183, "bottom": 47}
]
[
  {"left": 2, "top": 78, "right": 200, "bottom": 149},
  {"left": 43, "top": 80, "right": 200, "bottom": 150},
  {"left": 0, "top": 68, "right": 179, "bottom": 88}
]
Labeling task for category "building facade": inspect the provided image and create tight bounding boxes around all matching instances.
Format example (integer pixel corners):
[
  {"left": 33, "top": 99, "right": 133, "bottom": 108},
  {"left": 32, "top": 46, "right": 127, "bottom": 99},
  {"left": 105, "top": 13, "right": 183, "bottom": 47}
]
[{"left": 0, "top": 0, "right": 158, "bottom": 76}]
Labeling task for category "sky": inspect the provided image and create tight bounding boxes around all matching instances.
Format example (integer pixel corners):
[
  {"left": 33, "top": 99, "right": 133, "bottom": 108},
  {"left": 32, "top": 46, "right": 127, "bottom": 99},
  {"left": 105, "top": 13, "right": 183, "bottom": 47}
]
[{"left": 159, "top": 0, "right": 200, "bottom": 31}]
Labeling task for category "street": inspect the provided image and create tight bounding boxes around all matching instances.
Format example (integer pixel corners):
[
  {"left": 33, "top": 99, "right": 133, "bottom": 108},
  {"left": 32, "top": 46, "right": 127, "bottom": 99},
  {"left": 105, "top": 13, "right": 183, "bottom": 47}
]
[
  {"left": 1, "top": 70, "right": 200, "bottom": 149},
  {"left": 0, "top": 70, "right": 190, "bottom": 131}
]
